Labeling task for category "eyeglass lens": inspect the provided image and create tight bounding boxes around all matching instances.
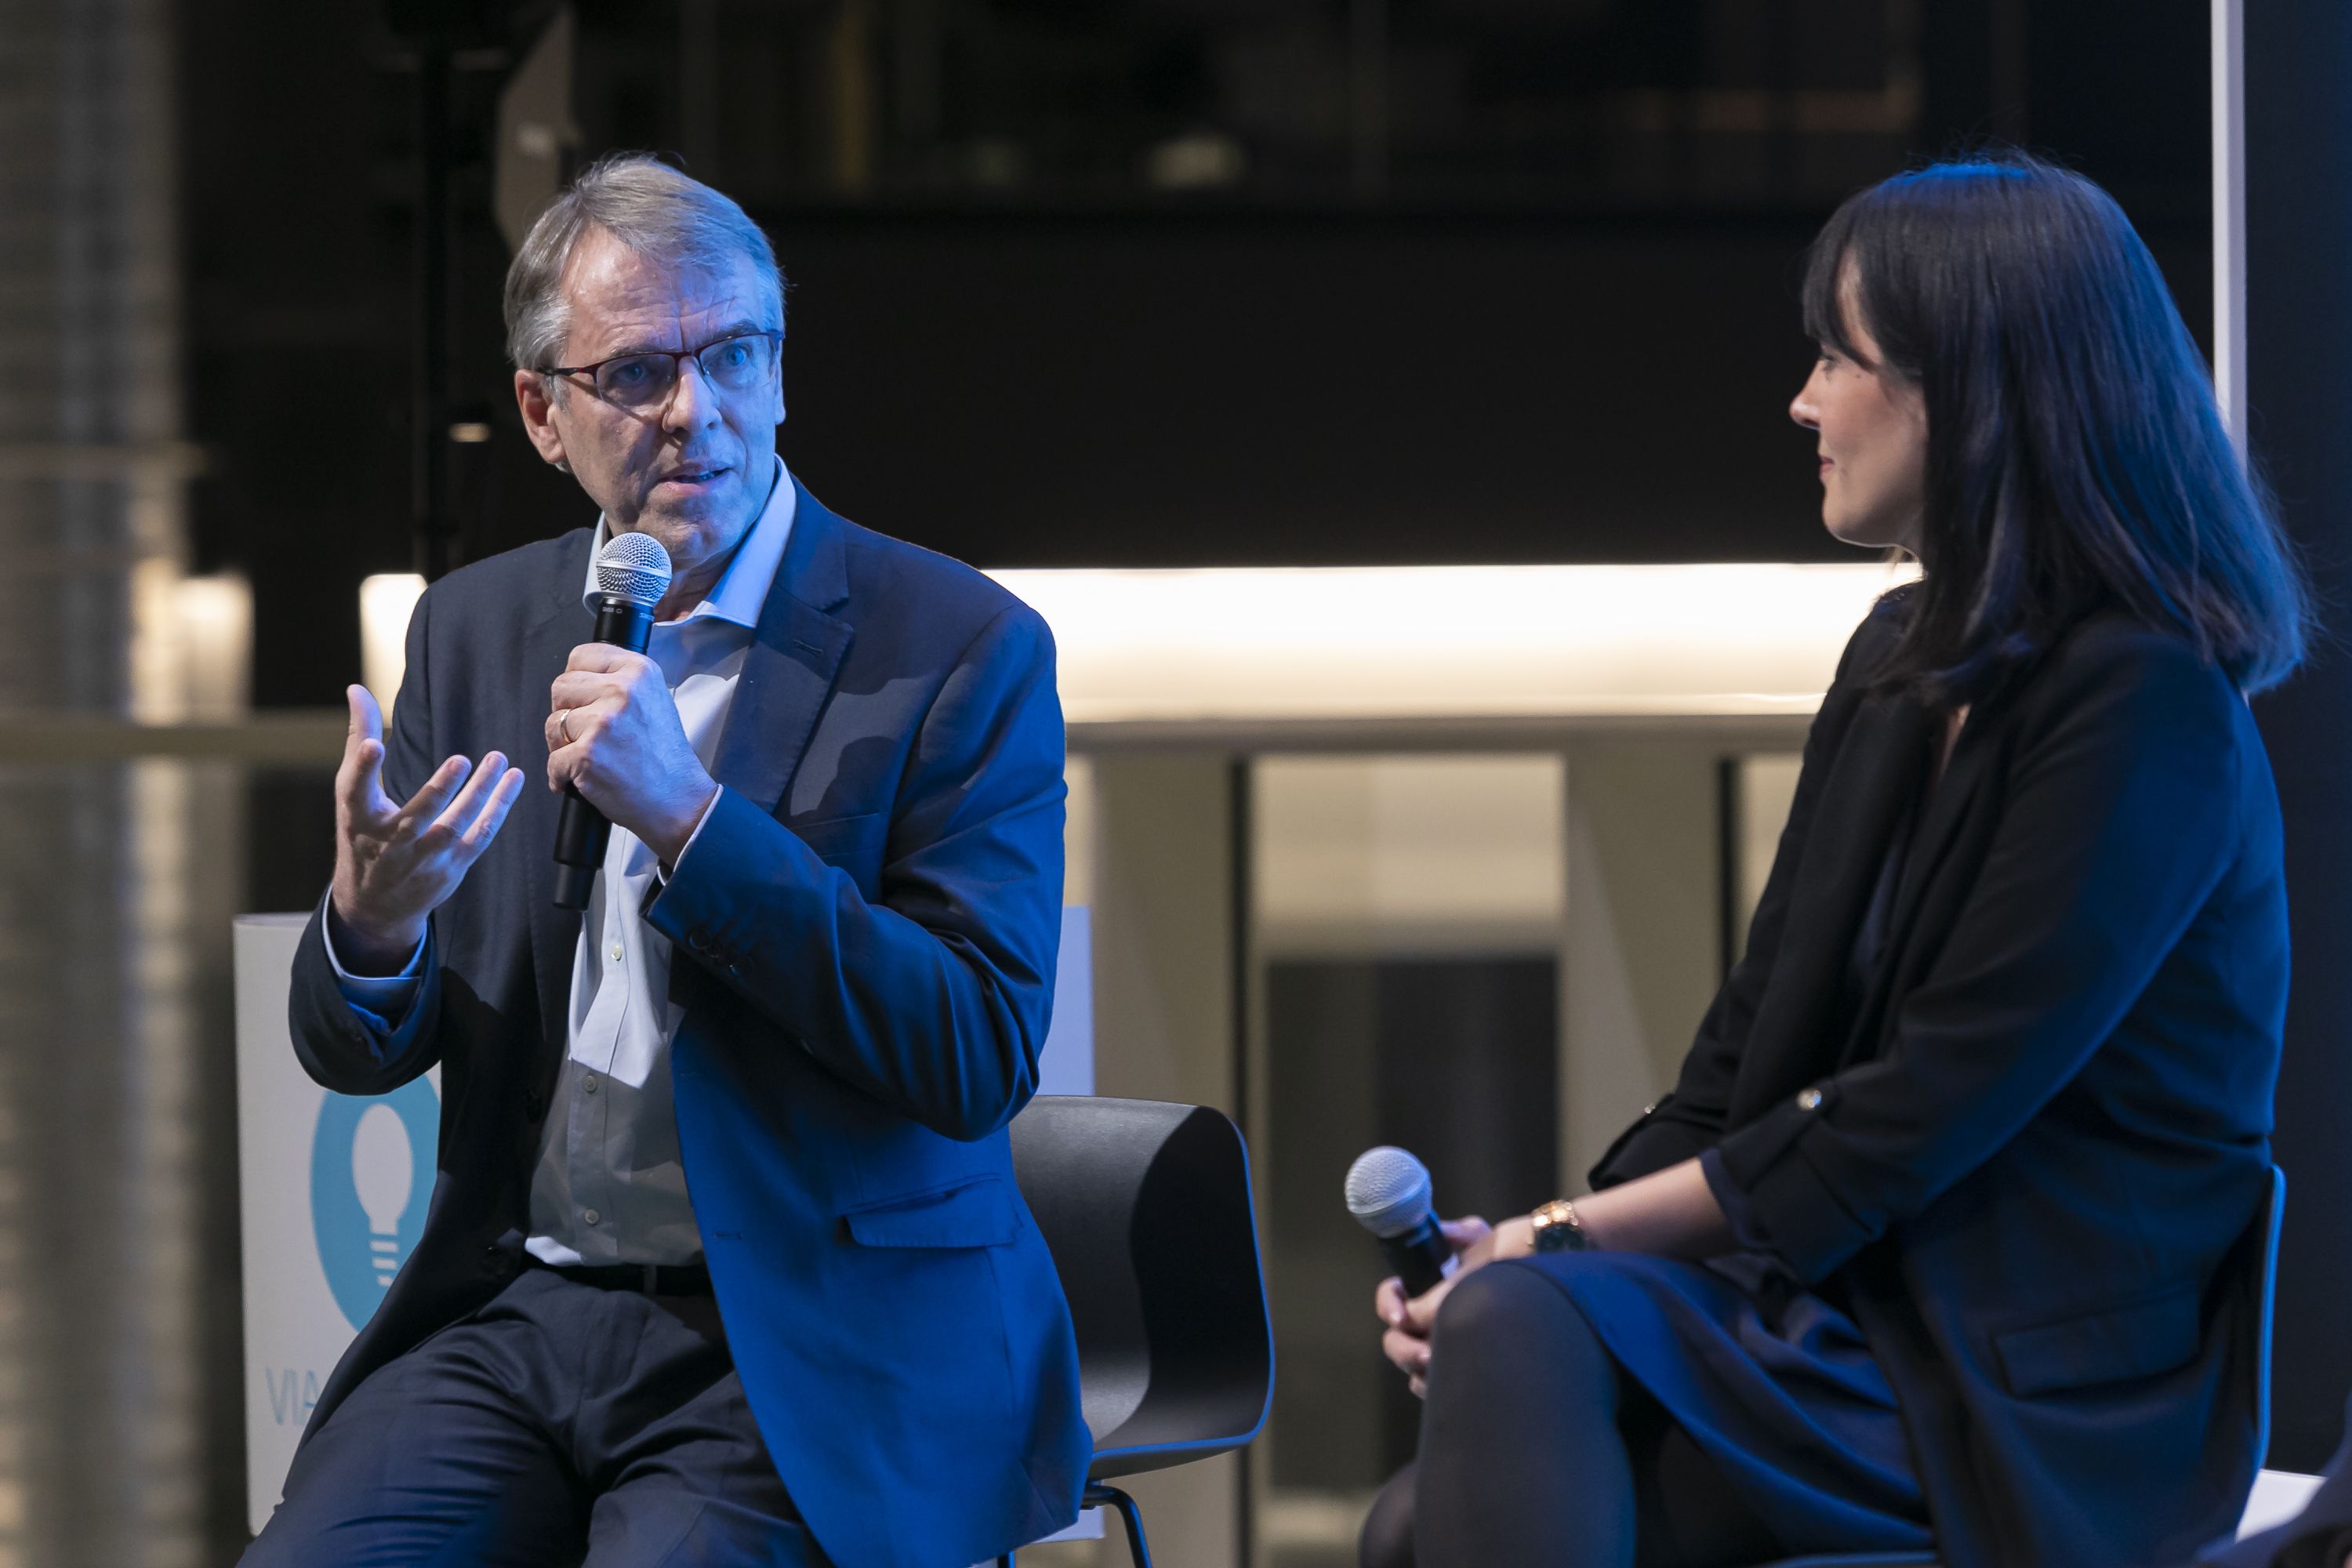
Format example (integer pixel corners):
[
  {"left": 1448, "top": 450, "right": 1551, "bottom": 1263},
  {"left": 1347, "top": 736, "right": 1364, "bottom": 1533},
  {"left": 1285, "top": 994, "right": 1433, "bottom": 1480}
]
[{"left": 595, "top": 334, "right": 778, "bottom": 411}]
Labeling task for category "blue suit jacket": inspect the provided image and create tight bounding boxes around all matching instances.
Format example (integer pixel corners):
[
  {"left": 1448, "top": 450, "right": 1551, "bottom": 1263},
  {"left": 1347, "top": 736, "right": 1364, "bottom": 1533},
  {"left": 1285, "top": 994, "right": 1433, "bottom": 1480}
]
[
  {"left": 1596, "top": 590, "right": 2288, "bottom": 1568},
  {"left": 285, "top": 481, "right": 1090, "bottom": 1566}
]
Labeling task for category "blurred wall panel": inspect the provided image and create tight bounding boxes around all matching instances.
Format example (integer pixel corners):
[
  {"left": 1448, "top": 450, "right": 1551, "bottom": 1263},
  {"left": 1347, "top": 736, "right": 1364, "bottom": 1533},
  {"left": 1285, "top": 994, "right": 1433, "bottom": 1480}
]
[
  {"left": 0, "top": 0, "right": 206, "bottom": 1563},
  {"left": 1559, "top": 742, "right": 1721, "bottom": 1189},
  {"left": 1082, "top": 753, "right": 1244, "bottom": 1568},
  {"left": 1249, "top": 754, "right": 1566, "bottom": 1565}
]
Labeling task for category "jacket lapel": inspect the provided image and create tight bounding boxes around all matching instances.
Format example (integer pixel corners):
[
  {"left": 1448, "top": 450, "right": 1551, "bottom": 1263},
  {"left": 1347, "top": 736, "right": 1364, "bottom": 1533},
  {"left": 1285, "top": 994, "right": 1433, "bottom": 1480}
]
[
  {"left": 521, "top": 539, "right": 593, "bottom": 1058},
  {"left": 1836, "top": 697, "right": 2005, "bottom": 1069},
  {"left": 1878, "top": 702, "right": 2002, "bottom": 968},
  {"left": 1729, "top": 686, "right": 1931, "bottom": 1122},
  {"left": 707, "top": 477, "right": 855, "bottom": 817}
]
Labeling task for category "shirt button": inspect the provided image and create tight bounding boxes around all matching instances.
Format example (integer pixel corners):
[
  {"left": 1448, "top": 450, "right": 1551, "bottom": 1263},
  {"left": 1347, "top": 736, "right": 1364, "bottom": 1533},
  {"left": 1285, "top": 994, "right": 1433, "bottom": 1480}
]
[
  {"left": 583, "top": 1208, "right": 601, "bottom": 1226},
  {"left": 582, "top": 1073, "right": 600, "bottom": 1094},
  {"left": 1796, "top": 1087, "right": 1824, "bottom": 1111},
  {"left": 609, "top": 941, "right": 623, "bottom": 964}
]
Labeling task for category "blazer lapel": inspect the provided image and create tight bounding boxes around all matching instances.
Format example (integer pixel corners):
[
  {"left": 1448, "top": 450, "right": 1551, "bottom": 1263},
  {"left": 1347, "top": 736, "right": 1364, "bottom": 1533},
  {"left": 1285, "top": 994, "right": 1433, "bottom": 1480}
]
[
  {"left": 1837, "top": 700, "right": 2004, "bottom": 1069},
  {"left": 1881, "top": 705, "right": 2000, "bottom": 960},
  {"left": 707, "top": 477, "right": 855, "bottom": 817},
  {"left": 1729, "top": 687, "right": 1930, "bottom": 1123},
  {"left": 521, "top": 539, "right": 593, "bottom": 1058}
]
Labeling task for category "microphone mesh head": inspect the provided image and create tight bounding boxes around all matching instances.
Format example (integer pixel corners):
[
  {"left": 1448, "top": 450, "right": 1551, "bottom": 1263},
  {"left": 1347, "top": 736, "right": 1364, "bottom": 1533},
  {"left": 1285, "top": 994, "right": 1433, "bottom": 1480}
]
[
  {"left": 1345, "top": 1146, "right": 1433, "bottom": 1240},
  {"left": 593, "top": 531, "right": 673, "bottom": 608}
]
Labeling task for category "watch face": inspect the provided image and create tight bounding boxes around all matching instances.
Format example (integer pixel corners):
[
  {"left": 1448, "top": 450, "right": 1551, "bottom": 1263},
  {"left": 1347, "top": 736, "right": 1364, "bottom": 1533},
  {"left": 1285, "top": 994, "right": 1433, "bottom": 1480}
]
[{"left": 1532, "top": 1206, "right": 1586, "bottom": 1253}]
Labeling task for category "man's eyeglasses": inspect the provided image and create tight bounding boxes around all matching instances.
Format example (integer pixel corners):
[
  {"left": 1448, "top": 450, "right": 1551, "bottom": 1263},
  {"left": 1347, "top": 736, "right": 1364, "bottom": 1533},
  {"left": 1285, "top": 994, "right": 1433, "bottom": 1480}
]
[{"left": 540, "top": 329, "right": 782, "bottom": 413}]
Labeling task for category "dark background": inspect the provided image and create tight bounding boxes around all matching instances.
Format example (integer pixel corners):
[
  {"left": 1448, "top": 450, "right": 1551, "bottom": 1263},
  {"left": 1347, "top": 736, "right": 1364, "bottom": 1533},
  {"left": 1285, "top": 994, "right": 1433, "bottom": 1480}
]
[{"left": 177, "top": 0, "right": 2213, "bottom": 710}]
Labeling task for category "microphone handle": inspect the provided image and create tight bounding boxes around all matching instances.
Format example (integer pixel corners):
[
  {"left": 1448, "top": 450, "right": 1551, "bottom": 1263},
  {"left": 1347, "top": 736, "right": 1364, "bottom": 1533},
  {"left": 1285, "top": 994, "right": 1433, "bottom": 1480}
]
[
  {"left": 1379, "top": 1214, "right": 1453, "bottom": 1298},
  {"left": 552, "top": 595, "right": 657, "bottom": 910}
]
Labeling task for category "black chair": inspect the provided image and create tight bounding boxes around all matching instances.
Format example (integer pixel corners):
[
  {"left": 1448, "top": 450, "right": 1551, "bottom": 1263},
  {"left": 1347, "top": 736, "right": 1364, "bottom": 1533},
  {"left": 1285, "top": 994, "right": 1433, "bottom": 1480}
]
[
  {"left": 1000, "top": 1096, "right": 1275, "bottom": 1568},
  {"left": 1753, "top": 1164, "right": 2287, "bottom": 1568}
]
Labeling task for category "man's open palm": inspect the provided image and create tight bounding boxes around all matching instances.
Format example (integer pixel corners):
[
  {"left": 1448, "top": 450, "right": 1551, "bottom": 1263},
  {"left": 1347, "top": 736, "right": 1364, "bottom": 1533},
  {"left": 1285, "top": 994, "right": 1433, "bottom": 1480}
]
[{"left": 329, "top": 684, "right": 524, "bottom": 972}]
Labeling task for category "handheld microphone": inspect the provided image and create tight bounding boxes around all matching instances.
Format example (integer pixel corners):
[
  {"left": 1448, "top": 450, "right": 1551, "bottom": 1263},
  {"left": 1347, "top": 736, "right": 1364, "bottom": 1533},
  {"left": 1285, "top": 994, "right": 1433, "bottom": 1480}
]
[
  {"left": 1345, "top": 1146, "right": 1453, "bottom": 1298},
  {"left": 552, "top": 532, "right": 673, "bottom": 910}
]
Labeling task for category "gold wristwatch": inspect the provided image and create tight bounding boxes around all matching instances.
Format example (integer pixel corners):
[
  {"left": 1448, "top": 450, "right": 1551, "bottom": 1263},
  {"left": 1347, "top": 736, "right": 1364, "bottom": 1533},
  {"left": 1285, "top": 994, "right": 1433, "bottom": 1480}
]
[{"left": 1530, "top": 1197, "right": 1592, "bottom": 1253}]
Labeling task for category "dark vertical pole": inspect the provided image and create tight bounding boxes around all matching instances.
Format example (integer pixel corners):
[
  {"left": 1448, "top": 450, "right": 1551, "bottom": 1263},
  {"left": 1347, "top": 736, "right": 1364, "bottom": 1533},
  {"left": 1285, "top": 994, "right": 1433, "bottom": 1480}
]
[
  {"left": 2245, "top": 0, "right": 2352, "bottom": 1472},
  {"left": 412, "top": 40, "right": 456, "bottom": 582},
  {"left": 1347, "top": 0, "right": 1387, "bottom": 200},
  {"left": 1762, "top": 0, "right": 1797, "bottom": 208},
  {"left": 1987, "top": 0, "right": 2030, "bottom": 143},
  {"left": 1225, "top": 752, "right": 1254, "bottom": 1568},
  {"left": 1716, "top": 756, "right": 1741, "bottom": 982}
]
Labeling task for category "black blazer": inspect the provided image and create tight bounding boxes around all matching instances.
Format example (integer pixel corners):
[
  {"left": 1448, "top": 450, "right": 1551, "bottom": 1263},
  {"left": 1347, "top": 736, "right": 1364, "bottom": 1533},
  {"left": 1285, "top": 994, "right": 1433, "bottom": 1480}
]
[{"left": 1595, "top": 588, "right": 2288, "bottom": 1568}]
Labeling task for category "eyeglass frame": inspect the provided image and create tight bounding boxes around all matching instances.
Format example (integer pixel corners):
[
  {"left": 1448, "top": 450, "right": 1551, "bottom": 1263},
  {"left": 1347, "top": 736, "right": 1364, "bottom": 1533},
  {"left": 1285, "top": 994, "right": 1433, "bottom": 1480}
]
[{"left": 536, "top": 328, "right": 785, "bottom": 411}]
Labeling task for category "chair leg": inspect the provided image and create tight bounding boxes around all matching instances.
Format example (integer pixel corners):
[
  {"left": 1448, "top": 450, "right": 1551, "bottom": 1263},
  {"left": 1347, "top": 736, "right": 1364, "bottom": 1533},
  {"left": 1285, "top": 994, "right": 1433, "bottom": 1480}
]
[{"left": 1083, "top": 1483, "right": 1152, "bottom": 1568}]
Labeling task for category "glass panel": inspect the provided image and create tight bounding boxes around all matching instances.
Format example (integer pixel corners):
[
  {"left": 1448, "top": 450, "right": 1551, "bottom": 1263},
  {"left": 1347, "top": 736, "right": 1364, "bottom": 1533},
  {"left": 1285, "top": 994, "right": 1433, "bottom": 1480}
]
[
  {"left": 1245, "top": 746, "right": 1801, "bottom": 1564},
  {"left": 1261, "top": 954, "right": 1558, "bottom": 1563},
  {"left": 1248, "top": 753, "right": 1564, "bottom": 1566}
]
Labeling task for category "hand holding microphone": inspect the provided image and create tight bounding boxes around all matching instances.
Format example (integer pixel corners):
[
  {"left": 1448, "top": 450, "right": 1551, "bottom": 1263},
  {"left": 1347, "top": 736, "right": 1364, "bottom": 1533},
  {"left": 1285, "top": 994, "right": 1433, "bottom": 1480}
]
[
  {"left": 1348, "top": 1147, "right": 1495, "bottom": 1397},
  {"left": 547, "top": 532, "right": 718, "bottom": 906},
  {"left": 1346, "top": 1146, "right": 1459, "bottom": 1294}
]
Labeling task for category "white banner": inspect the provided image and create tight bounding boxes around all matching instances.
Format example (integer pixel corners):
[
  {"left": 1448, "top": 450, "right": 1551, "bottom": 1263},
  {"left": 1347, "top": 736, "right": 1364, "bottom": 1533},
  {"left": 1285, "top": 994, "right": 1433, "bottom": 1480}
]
[{"left": 237, "top": 906, "right": 1098, "bottom": 1541}]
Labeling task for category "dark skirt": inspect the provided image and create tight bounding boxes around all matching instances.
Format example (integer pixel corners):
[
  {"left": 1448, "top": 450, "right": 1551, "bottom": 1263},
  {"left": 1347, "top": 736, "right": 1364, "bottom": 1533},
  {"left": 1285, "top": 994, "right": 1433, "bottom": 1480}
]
[{"left": 1514, "top": 1247, "right": 1934, "bottom": 1557}]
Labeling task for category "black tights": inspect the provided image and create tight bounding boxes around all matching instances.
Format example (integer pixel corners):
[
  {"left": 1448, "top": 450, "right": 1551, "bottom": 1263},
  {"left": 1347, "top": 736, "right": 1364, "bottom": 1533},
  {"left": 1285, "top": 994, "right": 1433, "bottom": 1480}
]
[{"left": 1360, "top": 1261, "right": 1784, "bottom": 1568}]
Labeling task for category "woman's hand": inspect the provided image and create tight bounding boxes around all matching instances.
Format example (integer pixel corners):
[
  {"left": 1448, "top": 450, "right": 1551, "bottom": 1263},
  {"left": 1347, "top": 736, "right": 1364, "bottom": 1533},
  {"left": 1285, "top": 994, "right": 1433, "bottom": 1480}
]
[
  {"left": 1370, "top": 1160, "right": 1731, "bottom": 1397},
  {"left": 1374, "top": 1214, "right": 1534, "bottom": 1397}
]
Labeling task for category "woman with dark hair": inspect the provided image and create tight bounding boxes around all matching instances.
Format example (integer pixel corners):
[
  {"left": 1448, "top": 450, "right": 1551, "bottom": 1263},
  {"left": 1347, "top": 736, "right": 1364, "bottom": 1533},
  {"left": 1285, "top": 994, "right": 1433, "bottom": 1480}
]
[{"left": 1360, "top": 155, "right": 2310, "bottom": 1568}]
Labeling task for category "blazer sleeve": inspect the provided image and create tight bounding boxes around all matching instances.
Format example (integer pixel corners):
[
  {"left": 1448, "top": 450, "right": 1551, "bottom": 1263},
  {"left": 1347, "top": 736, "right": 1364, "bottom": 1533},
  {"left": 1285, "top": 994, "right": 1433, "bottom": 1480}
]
[
  {"left": 644, "top": 600, "right": 1065, "bottom": 1142},
  {"left": 1592, "top": 598, "right": 1896, "bottom": 1189},
  {"left": 286, "top": 585, "right": 448, "bottom": 1095},
  {"left": 1710, "top": 629, "right": 2249, "bottom": 1283}
]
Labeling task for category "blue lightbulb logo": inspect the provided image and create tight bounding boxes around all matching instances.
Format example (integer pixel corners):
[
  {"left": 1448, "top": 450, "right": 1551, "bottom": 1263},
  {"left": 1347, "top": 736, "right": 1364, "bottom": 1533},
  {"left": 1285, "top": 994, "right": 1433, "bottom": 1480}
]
[{"left": 310, "top": 1079, "right": 439, "bottom": 1332}]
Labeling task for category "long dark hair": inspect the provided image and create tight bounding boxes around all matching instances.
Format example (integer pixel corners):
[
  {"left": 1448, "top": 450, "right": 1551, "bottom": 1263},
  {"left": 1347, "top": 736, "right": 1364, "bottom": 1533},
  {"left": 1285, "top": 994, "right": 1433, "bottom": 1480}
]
[{"left": 1804, "top": 154, "right": 2310, "bottom": 701}]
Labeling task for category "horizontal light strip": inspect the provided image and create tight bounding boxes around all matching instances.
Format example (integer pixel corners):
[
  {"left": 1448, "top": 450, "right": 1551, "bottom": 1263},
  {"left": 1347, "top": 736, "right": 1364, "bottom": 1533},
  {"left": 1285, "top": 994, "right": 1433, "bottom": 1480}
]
[{"left": 989, "top": 562, "right": 1912, "bottom": 725}]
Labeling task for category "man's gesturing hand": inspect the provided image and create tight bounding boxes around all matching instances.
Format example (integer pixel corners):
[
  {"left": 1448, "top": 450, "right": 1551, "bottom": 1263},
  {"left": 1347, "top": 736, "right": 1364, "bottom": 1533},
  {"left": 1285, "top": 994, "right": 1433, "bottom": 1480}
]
[
  {"left": 546, "top": 645, "right": 718, "bottom": 869},
  {"left": 330, "top": 685, "right": 526, "bottom": 975}
]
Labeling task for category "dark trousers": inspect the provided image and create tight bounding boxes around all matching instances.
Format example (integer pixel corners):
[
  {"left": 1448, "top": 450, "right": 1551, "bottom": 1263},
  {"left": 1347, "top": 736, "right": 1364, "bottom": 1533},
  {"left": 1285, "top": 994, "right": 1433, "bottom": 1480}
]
[
  {"left": 244, "top": 1266, "right": 822, "bottom": 1568},
  {"left": 1360, "top": 1264, "right": 1784, "bottom": 1568}
]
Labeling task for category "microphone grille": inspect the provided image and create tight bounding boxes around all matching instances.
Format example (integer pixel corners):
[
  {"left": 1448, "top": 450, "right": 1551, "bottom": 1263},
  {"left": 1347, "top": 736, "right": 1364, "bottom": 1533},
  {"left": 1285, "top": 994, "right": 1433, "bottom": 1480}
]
[
  {"left": 594, "top": 531, "right": 673, "bottom": 608},
  {"left": 1345, "top": 1146, "right": 1433, "bottom": 1240}
]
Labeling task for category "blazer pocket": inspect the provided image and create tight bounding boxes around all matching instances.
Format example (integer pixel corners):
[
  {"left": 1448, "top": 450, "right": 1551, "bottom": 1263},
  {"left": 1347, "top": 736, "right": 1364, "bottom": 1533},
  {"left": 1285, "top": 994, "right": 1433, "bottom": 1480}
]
[
  {"left": 1992, "top": 1284, "right": 2201, "bottom": 1398},
  {"left": 841, "top": 1174, "right": 1021, "bottom": 1248}
]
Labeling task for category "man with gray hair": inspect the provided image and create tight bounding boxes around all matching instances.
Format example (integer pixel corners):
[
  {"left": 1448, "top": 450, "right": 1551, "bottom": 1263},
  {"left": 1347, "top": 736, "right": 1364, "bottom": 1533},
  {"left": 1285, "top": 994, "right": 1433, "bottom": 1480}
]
[{"left": 244, "top": 154, "right": 1088, "bottom": 1567}]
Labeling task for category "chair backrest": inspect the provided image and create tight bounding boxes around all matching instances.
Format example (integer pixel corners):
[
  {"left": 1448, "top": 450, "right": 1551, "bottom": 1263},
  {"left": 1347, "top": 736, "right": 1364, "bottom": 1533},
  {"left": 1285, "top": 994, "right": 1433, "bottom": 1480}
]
[{"left": 1009, "top": 1096, "right": 1275, "bottom": 1478}]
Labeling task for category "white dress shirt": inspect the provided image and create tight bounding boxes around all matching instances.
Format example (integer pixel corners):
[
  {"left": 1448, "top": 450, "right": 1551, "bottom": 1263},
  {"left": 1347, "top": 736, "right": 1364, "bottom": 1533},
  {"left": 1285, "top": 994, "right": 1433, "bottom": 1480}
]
[{"left": 328, "top": 457, "right": 797, "bottom": 1267}]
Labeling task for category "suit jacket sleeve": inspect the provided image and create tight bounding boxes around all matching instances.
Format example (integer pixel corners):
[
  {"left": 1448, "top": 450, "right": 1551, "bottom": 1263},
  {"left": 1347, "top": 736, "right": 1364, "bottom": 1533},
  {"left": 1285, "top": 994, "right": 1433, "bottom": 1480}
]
[
  {"left": 286, "top": 586, "right": 448, "bottom": 1096},
  {"left": 644, "top": 600, "right": 1065, "bottom": 1142},
  {"left": 1711, "top": 629, "right": 2248, "bottom": 1283},
  {"left": 1591, "top": 599, "right": 1896, "bottom": 1189}
]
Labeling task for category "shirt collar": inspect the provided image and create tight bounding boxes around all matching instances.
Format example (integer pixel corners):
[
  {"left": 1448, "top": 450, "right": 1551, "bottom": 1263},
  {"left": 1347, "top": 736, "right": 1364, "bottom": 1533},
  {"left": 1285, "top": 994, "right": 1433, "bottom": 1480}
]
[{"left": 580, "top": 456, "right": 797, "bottom": 630}]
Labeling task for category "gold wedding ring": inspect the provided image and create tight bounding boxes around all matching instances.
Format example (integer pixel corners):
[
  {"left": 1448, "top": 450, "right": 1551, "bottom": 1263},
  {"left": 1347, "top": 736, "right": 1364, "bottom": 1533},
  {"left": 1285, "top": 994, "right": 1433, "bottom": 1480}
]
[{"left": 558, "top": 709, "right": 574, "bottom": 745}]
